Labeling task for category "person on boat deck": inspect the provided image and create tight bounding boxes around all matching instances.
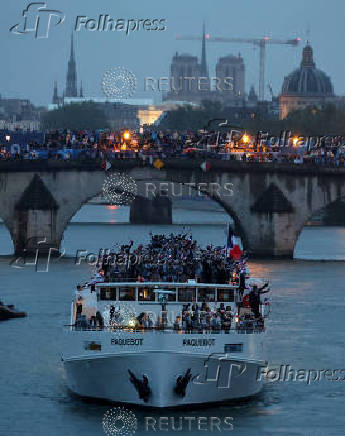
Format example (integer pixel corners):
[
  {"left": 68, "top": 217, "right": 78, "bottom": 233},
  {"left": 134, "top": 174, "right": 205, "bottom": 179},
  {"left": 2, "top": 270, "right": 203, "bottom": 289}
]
[
  {"left": 110, "top": 305, "right": 115, "bottom": 321},
  {"left": 211, "top": 313, "right": 222, "bottom": 331},
  {"left": 239, "top": 270, "right": 246, "bottom": 294},
  {"left": 249, "top": 283, "right": 269, "bottom": 317},
  {"left": 76, "top": 302, "right": 83, "bottom": 317},
  {"left": 96, "top": 311, "right": 104, "bottom": 329},
  {"left": 218, "top": 302, "right": 226, "bottom": 314},
  {"left": 173, "top": 316, "right": 182, "bottom": 330},
  {"left": 143, "top": 313, "right": 153, "bottom": 329},
  {"left": 76, "top": 284, "right": 83, "bottom": 299}
]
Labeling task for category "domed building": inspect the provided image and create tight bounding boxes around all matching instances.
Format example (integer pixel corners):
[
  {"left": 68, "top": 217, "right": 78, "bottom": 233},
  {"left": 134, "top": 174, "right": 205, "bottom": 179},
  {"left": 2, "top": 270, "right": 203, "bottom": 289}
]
[{"left": 279, "top": 43, "right": 335, "bottom": 119}]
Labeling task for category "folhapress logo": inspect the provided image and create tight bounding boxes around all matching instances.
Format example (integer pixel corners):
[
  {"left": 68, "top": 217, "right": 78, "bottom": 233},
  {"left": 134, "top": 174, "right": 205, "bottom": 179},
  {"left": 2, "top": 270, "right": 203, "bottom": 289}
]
[{"left": 10, "top": 2, "right": 65, "bottom": 39}]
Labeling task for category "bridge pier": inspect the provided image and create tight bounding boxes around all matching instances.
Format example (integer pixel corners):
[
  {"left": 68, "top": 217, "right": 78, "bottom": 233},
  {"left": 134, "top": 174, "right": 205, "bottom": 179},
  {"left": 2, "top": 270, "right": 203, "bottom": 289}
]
[
  {"left": 242, "top": 212, "right": 300, "bottom": 258},
  {"left": 13, "top": 175, "right": 60, "bottom": 255},
  {"left": 240, "top": 183, "right": 298, "bottom": 258},
  {"left": 130, "top": 195, "right": 172, "bottom": 225}
]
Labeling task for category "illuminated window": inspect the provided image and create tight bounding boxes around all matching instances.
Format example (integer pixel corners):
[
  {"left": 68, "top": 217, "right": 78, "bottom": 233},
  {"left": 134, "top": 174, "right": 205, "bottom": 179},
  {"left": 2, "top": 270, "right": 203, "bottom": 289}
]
[
  {"left": 217, "top": 289, "right": 235, "bottom": 302},
  {"left": 138, "top": 287, "right": 155, "bottom": 301}
]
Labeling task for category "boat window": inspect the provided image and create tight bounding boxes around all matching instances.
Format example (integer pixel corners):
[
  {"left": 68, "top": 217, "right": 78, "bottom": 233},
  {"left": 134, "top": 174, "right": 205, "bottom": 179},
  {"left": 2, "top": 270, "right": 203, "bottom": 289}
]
[
  {"left": 158, "top": 289, "right": 176, "bottom": 302},
  {"left": 138, "top": 287, "right": 155, "bottom": 302},
  {"left": 99, "top": 287, "right": 116, "bottom": 301},
  {"left": 178, "top": 287, "right": 196, "bottom": 302},
  {"left": 224, "top": 344, "right": 243, "bottom": 353},
  {"left": 198, "top": 287, "right": 216, "bottom": 302},
  {"left": 217, "top": 289, "right": 235, "bottom": 302},
  {"left": 84, "top": 341, "right": 102, "bottom": 351},
  {"left": 119, "top": 287, "right": 135, "bottom": 301}
]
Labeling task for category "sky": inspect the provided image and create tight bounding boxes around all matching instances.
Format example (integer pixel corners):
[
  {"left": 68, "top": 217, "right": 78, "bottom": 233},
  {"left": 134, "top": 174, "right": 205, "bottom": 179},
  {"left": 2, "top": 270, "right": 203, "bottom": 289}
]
[{"left": 2, "top": 0, "right": 345, "bottom": 106}]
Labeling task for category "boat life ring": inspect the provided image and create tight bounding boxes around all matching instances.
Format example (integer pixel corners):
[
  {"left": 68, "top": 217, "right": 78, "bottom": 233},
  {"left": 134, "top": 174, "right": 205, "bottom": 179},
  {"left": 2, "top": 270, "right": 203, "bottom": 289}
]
[{"left": 243, "top": 294, "right": 250, "bottom": 308}]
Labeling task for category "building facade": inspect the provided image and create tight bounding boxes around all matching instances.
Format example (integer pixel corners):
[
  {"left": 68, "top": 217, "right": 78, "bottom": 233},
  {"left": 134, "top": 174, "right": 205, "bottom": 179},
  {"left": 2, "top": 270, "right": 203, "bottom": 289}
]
[
  {"left": 164, "top": 26, "right": 245, "bottom": 106},
  {"left": 279, "top": 43, "right": 335, "bottom": 119},
  {"left": 215, "top": 54, "right": 245, "bottom": 105}
]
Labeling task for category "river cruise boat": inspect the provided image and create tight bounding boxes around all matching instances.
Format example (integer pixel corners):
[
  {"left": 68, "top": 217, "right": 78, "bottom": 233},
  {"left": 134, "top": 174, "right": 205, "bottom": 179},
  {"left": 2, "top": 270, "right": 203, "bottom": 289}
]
[{"left": 62, "top": 275, "right": 270, "bottom": 407}]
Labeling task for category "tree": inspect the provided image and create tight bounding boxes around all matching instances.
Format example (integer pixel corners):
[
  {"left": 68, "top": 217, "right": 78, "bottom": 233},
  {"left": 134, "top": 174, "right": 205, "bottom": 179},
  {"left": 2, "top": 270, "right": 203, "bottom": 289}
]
[
  {"left": 284, "top": 104, "right": 345, "bottom": 136},
  {"left": 42, "top": 102, "right": 109, "bottom": 130},
  {"left": 159, "top": 100, "right": 227, "bottom": 131}
]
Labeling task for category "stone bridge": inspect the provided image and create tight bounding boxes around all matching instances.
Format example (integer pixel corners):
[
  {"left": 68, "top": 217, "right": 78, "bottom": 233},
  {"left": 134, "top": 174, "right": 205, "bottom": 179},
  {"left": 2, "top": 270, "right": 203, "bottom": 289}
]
[{"left": 0, "top": 159, "right": 344, "bottom": 257}]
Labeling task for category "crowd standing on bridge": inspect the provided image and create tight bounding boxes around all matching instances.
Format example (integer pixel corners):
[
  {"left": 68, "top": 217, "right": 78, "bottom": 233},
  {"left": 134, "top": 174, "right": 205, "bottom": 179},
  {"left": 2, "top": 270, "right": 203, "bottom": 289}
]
[{"left": 1, "top": 128, "right": 345, "bottom": 166}]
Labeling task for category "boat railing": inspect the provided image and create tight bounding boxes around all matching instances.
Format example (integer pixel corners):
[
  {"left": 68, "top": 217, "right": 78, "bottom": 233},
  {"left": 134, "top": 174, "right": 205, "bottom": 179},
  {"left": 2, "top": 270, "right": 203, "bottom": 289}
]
[{"left": 68, "top": 325, "right": 265, "bottom": 334}]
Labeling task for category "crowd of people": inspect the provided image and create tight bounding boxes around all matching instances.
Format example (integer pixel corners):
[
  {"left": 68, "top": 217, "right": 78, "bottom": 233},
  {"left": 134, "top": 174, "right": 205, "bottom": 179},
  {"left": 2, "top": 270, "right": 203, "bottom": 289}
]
[
  {"left": 98, "top": 233, "right": 247, "bottom": 285},
  {"left": 72, "top": 232, "right": 269, "bottom": 333},
  {"left": 1, "top": 128, "right": 345, "bottom": 166},
  {"left": 172, "top": 302, "right": 265, "bottom": 333}
]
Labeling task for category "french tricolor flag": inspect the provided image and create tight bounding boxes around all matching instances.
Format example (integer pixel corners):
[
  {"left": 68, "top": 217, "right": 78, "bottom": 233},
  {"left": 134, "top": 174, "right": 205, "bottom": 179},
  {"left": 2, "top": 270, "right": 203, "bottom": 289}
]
[
  {"left": 200, "top": 161, "right": 210, "bottom": 172},
  {"left": 224, "top": 224, "right": 234, "bottom": 257}
]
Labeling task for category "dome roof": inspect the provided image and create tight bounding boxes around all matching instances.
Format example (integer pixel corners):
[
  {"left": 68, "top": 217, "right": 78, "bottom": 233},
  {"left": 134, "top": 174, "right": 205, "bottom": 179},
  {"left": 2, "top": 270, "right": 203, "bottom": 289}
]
[{"left": 281, "top": 44, "right": 334, "bottom": 97}]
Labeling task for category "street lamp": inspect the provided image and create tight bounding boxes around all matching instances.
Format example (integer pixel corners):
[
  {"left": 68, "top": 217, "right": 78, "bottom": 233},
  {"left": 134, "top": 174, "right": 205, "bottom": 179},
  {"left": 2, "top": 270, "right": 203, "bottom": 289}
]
[
  {"left": 292, "top": 136, "right": 299, "bottom": 147},
  {"left": 5, "top": 135, "right": 11, "bottom": 142},
  {"left": 241, "top": 134, "right": 250, "bottom": 145},
  {"left": 123, "top": 131, "right": 131, "bottom": 141}
]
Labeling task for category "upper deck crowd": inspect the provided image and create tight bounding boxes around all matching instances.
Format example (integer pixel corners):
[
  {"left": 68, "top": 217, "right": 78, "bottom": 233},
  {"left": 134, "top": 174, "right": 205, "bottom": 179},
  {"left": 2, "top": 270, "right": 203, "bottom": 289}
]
[
  {"left": 98, "top": 233, "right": 247, "bottom": 285},
  {"left": 74, "top": 232, "right": 269, "bottom": 333}
]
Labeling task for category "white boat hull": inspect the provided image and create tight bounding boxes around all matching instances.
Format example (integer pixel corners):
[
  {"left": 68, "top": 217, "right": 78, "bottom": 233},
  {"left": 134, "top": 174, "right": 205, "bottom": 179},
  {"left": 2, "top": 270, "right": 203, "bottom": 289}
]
[{"left": 62, "top": 332, "right": 266, "bottom": 408}]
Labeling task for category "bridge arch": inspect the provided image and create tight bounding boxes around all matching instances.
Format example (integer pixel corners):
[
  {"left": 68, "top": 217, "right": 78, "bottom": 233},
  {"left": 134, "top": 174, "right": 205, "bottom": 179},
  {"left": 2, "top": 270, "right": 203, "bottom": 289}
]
[
  {"left": 293, "top": 195, "right": 345, "bottom": 258},
  {"left": 59, "top": 179, "right": 244, "bottom": 254},
  {"left": 1, "top": 162, "right": 345, "bottom": 257}
]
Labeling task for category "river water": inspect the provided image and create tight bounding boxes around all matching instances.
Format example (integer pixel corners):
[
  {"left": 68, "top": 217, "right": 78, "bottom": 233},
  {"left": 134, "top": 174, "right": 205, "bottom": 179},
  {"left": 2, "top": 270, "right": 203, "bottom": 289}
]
[{"left": 0, "top": 204, "right": 345, "bottom": 436}]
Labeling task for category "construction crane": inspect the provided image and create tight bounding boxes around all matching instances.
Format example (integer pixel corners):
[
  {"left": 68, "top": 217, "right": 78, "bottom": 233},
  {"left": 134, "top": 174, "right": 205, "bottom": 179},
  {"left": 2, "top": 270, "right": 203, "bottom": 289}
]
[{"left": 177, "top": 34, "right": 301, "bottom": 101}]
